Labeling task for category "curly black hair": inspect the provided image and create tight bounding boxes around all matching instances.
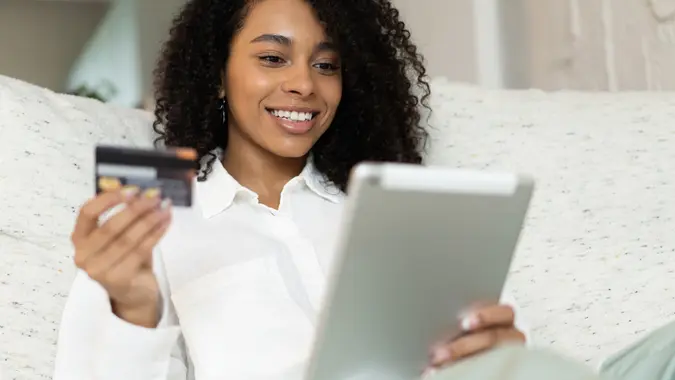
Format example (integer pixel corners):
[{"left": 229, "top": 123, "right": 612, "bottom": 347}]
[{"left": 152, "top": 0, "right": 431, "bottom": 192}]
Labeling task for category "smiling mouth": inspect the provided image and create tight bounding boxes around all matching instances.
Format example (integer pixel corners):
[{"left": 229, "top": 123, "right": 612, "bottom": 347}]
[
  {"left": 266, "top": 108, "right": 319, "bottom": 122},
  {"left": 266, "top": 108, "right": 320, "bottom": 135}
]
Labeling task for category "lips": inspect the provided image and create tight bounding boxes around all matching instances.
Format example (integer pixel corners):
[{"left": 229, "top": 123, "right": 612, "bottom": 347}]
[
  {"left": 268, "top": 109, "right": 317, "bottom": 121},
  {"left": 266, "top": 108, "right": 320, "bottom": 135}
]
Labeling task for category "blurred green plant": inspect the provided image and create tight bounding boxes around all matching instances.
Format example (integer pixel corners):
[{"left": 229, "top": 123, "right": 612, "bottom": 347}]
[{"left": 67, "top": 81, "right": 117, "bottom": 102}]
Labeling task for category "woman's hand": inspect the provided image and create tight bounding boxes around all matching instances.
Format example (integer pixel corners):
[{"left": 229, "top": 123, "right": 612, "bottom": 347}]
[
  {"left": 71, "top": 188, "right": 172, "bottom": 328},
  {"left": 429, "top": 304, "right": 526, "bottom": 368}
]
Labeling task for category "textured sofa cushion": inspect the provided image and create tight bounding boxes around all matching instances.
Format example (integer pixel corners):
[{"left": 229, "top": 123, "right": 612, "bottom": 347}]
[
  {"left": 425, "top": 77, "right": 675, "bottom": 365},
  {"left": 0, "top": 75, "right": 154, "bottom": 378}
]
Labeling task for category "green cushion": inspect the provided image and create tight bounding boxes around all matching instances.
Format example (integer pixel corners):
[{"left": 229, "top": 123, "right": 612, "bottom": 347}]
[{"left": 600, "top": 321, "right": 675, "bottom": 380}]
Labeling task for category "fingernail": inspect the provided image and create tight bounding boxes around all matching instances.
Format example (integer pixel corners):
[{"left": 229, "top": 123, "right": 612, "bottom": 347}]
[
  {"left": 430, "top": 347, "right": 452, "bottom": 365},
  {"left": 143, "top": 188, "right": 161, "bottom": 199},
  {"left": 421, "top": 367, "right": 437, "bottom": 378},
  {"left": 461, "top": 314, "right": 480, "bottom": 331},
  {"left": 121, "top": 186, "right": 139, "bottom": 199},
  {"left": 160, "top": 198, "right": 172, "bottom": 210}
]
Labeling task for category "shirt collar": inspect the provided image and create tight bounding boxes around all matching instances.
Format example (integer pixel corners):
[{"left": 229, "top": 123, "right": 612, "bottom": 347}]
[{"left": 196, "top": 152, "right": 341, "bottom": 219}]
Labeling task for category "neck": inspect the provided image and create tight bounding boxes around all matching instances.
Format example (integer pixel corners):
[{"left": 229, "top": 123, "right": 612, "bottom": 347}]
[{"left": 222, "top": 133, "right": 306, "bottom": 210}]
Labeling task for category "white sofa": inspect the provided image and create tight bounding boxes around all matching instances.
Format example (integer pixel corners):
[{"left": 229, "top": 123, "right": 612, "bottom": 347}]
[{"left": 2, "top": 74, "right": 674, "bottom": 378}]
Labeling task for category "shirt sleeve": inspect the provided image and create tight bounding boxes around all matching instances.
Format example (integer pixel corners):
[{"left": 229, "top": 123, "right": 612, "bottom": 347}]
[{"left": 53, "top": 249, "right": 189, "bottom": 380}]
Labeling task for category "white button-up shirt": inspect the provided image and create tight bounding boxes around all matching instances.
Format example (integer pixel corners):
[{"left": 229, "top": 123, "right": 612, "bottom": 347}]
[{"left": 54, "top": 159, "right": 524, "bottom": 380}]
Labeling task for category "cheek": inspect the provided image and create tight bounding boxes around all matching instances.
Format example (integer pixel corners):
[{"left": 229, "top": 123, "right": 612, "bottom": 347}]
[
  {"left": 323, "top": 78, "right": 343, "bottom": 112},
  {"left": 315, "top": 79, "right": 342, "bottom": 130},
  {"left": 226, "top": 62, "right": 276, "bottom": 113}
]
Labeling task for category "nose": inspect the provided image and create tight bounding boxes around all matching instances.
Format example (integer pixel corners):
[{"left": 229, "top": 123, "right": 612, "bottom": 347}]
[{"left": 281, "top": 64, "right": 314, "bottom": 97}]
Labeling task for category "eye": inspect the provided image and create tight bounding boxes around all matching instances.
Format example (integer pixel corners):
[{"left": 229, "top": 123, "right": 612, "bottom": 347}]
[
  {"left": 314, "top": 62, "right": 340, "bottom": 73},
  {"left": 259, "top": 55, "right": 286, "bottom": 65}
]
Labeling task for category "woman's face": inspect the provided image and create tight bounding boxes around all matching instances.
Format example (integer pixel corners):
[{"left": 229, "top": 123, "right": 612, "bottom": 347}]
[{"left": 223, "top": 0, "right": 342, "bottom": 159}]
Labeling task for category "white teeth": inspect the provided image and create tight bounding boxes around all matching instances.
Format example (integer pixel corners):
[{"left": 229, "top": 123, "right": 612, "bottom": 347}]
[{"left": 271, "top": 109, "right": 314, "bottom": 121}]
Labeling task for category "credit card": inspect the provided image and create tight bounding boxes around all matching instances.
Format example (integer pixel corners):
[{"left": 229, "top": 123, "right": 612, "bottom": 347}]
[{"left": 95, "top": 145, "right": 197, "bottom": 207}]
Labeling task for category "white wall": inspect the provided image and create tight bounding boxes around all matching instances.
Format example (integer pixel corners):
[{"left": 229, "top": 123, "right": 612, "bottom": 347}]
[
  {"left": 67, "top": 0, "right": 142, "bottom": 107},
  {"left": 391, "top": 0, "right": 478, "bottom": 84},
  {"left": 137, "top": 0, "right": 188, "bottom": 97},
  {"left": 0, "top": 0, "right": 107, "bottom": 91},
  {"left": 393, "top": 0, "right": 675, "bottom": 91},
  {"left": 522, "top": 0, "right": 675, "bottom": 91},
  {"left": 67, "top": 0, "right": 187, "bottom": 107}
]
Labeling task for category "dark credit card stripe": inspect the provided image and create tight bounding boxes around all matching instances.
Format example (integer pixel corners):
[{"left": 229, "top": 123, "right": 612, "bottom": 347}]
[{"left": 96, "top": 146, "right": 197, "bottom": 169}]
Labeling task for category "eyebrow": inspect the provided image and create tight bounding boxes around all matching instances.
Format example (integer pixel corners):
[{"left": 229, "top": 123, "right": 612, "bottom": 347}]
[
  {"left": 250, "top": 33, "right": 291, "bottom": 46},
  {"left": 250, "top": 33, "right": 336, "bottom": 53}
]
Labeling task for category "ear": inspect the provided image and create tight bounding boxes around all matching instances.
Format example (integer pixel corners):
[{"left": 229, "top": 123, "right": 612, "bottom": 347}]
[{"left": 219, "top": 69, "right": 227, "bottom": 99}]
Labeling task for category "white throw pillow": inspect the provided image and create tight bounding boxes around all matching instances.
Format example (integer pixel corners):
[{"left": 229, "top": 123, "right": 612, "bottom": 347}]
[{"left": 0, "top": 75, "right": 155, "bottom": 378}]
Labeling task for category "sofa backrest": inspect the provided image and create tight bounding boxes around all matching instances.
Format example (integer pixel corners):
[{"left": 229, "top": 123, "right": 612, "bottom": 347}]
[{"left": 0, "top": 75, "right": 154, "bottom": 240}]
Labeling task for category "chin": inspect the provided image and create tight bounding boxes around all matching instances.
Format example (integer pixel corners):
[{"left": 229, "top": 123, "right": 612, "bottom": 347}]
[{"left": 269, "top": 141, "right": 314, "bottom": 159}]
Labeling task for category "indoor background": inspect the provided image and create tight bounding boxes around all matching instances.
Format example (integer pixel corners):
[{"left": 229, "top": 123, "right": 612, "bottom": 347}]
[{"left": 3, "top": 0, "right": 675, "bottom": 110}]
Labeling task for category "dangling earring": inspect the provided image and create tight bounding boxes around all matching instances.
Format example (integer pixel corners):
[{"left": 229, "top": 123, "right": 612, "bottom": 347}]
[{"left": 218, "top": 98, "right": 227, "bottom": 124}]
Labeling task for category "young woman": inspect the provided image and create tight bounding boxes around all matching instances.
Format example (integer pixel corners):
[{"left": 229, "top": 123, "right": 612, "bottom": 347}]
[{"left": 54, "top": 0, "right": 526, "bottom": 378}]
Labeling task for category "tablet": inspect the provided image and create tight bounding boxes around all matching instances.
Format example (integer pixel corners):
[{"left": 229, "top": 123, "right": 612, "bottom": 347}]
[{"left": 304, "top": 162, "right": 534, "bottom": 380}]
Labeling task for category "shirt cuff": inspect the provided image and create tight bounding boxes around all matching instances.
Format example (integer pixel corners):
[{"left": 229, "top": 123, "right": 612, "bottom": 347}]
[{"left": 94, "top": 311, "right": 181, "bottom": 380}]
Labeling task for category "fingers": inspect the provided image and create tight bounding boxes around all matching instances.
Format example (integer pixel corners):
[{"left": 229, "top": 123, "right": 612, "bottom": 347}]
[
  {"left": 84, "top": 201, "right": 171, "bottom": 282},
  {"left": 430, "top": 327, "right": 525, "bottom": 366},
  {"left": 107, "top": 199, "right": 170, "bottom": 260},
  {"left": 75, "top": 194, "right": 162, "bottom": 267},
  {"left": 105, "top": 217, "right": 172, "bottom": 283},
  {"left": 460, "top": 304, "right": 516, "bottom": 332},
  {"left": 71, "top": 189, "right": 134, "bottom": 244},
  {"left": 135, "top": 209, "right": 172, "bottom": 259},
  {"left": 426, "top": 304, "right": 522, "bottom": 368}
]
